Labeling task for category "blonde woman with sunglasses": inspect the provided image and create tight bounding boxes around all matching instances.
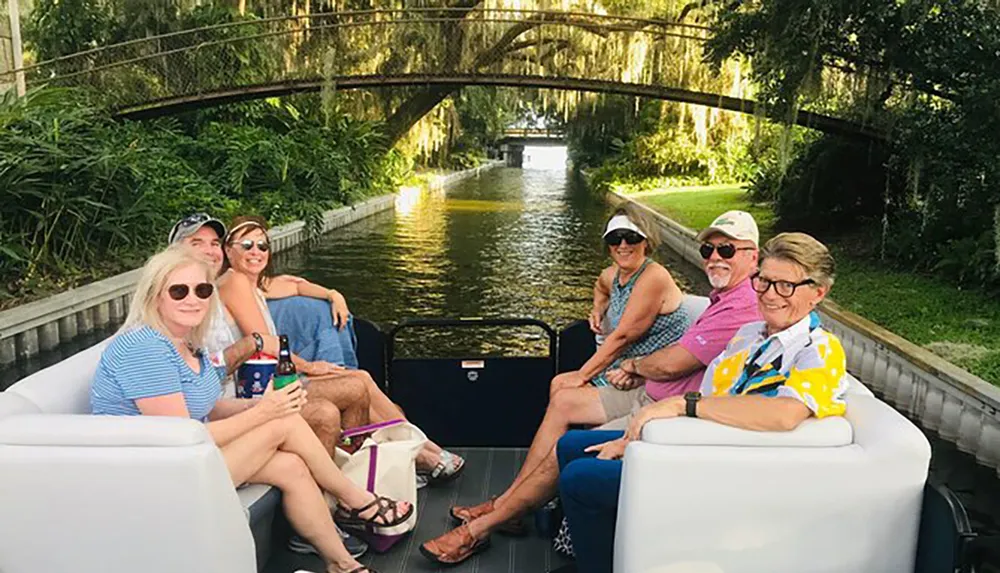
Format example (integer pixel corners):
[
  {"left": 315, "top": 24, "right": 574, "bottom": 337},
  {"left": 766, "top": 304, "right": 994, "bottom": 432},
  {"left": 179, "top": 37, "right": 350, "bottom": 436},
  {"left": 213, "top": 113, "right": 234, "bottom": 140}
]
[{"left": 90, "top": 245, "right": 411, "bottom": 573}]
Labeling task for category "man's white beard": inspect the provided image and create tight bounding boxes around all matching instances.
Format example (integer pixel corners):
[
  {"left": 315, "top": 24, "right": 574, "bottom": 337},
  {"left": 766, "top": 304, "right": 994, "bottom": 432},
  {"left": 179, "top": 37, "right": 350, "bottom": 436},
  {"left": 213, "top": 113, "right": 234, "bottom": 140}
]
[{"left": 707, "top": 267, "right": 732, "bottom": 290}]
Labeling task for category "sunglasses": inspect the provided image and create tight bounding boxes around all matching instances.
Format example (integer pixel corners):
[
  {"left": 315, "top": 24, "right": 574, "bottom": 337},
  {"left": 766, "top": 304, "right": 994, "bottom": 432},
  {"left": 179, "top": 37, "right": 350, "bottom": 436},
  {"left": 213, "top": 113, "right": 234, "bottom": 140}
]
[
  {"left": 699, "top": 242, "right": 755, "bottom": 260},
  {"left": 604, "top": 230, "right": 645, "bottom": 246},
  {"left": 167, "top": 282, "right": 215, "bottom": 301},
  {"left": 751, "top": 273, "right": 816, "bottom": 298},
  {"left": 177, "top": 212, "right": 211, "bottom": 229},
  {"left": 233, "top": 239, "right": 270, "bottom": 252}
]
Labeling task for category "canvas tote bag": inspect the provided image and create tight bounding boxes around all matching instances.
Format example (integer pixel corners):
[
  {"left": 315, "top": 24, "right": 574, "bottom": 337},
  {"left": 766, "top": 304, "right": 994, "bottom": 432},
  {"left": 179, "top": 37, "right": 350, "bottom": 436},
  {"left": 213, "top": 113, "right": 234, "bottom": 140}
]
[{"left": 330, "top": 419, "right": 427, "bottom": 551}]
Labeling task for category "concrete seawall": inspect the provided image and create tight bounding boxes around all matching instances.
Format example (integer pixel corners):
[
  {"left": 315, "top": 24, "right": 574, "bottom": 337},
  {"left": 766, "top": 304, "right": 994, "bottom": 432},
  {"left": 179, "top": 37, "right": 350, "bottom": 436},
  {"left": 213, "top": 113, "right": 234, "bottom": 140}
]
[{"left": 0, "top": 160, "right": 503, "bottom": 366}]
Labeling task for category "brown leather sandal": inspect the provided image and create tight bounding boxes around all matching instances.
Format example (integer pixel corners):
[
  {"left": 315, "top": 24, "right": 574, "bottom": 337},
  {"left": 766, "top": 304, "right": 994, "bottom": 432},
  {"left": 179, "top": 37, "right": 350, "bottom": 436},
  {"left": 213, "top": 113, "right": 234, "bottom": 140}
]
[
  {"left": 420, "top": 524, "right": 492, "bottom": 565},
  {"left": 450, "top": 498, "right": 527, "bottom": 536},
  {"left": 335, "top": 495, "right": 413, "bottom": 529}
]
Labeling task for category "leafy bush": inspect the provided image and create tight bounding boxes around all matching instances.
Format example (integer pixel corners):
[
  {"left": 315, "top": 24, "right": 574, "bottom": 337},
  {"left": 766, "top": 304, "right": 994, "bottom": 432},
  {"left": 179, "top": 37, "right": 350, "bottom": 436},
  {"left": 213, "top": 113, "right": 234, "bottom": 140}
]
[
  {"left": 0, "top": 88, "right": 405, "bottom": 303},
  {"left": 705, "top": 0, "right": 1000, "bottom": 291},
  {"left": 757, "top": 135, "right": 890, "bottom": 233}
]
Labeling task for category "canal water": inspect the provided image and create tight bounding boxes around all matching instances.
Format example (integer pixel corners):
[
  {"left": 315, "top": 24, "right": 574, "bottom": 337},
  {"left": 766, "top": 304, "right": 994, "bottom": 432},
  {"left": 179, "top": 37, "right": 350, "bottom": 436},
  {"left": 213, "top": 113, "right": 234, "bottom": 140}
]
[{"left": 3, "top": 162, "right": 998, "bottom": 566}]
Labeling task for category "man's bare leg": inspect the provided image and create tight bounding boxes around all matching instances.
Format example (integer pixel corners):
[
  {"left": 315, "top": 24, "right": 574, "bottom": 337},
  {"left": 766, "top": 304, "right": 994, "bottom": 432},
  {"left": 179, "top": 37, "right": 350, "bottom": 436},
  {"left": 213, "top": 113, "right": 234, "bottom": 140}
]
[
  {"left": 492, "top": 385, "right": 606, "bottom": 506},
  {"left": 354, "top": 371, "right": 459, "bottom": 472},
  {"left": 300, "top": 399, "right": 342, "bottom": 456},
  {"left": 468, "top": 449, "right": 561, "bottom": 538},
  {"left": 303, "top": 372, "right": 371, "bottom": 450}
]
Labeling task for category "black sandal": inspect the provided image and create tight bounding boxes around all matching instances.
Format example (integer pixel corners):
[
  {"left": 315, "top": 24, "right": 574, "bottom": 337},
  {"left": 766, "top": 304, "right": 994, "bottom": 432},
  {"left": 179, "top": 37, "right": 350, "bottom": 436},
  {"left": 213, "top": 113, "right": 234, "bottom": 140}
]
[{"left": 335, "top": 495, "right": 413, "bottom": 529}]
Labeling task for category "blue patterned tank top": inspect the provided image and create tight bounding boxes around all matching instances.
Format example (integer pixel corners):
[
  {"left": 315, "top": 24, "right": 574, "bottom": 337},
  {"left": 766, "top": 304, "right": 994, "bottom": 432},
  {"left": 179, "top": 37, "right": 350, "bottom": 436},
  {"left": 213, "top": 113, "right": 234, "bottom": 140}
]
[{"left": 592, "top": 259, "right": 692, "bottom": 387}]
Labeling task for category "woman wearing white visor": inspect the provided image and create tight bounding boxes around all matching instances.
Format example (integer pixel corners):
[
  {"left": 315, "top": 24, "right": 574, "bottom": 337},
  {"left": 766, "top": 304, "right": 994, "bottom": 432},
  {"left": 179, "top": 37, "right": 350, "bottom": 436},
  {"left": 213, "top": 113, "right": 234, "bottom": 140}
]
[{"left": 558, "top": 204, "right": 692, "bottom": 394}]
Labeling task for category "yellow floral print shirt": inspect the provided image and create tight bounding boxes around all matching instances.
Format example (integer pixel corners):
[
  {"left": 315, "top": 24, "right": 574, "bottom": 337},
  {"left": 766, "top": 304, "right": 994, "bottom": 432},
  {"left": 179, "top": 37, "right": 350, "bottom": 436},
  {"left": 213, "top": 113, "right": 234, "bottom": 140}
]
[{"left": 699, "top": 311, "right": 848, "bottom": 418}]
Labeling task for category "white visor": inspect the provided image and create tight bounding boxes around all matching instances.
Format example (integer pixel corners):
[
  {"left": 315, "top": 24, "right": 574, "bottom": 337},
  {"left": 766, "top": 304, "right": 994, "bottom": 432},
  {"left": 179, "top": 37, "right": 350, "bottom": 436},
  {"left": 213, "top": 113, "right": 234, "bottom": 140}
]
[{"left": 603, "top": 215, "right": 646, "bottom": 239}]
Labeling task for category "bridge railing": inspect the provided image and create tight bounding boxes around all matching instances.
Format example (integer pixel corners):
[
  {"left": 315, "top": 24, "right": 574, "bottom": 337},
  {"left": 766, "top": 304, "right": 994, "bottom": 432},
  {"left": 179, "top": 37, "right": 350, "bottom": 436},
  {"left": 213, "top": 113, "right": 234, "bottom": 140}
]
[
  {"left": 501, "top": 127, "right": 566, "bottom": 138},
  {"left": 2, "top": 9, "right": 710, "bottom": 111}
]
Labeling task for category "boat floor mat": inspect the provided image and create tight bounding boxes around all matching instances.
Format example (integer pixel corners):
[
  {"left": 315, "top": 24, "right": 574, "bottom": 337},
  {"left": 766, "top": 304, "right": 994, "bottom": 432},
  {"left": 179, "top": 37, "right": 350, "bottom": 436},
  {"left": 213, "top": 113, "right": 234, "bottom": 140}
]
[{"left": 263, "top": 447, "right": 575, "bottom": 573}]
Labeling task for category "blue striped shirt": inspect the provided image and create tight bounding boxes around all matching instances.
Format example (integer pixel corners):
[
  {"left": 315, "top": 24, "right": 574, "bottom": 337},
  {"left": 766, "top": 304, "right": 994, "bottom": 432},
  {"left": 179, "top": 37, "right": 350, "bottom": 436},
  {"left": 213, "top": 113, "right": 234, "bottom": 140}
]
[{"left": 90, "top": 326, "right": 224, "bottom": 422}]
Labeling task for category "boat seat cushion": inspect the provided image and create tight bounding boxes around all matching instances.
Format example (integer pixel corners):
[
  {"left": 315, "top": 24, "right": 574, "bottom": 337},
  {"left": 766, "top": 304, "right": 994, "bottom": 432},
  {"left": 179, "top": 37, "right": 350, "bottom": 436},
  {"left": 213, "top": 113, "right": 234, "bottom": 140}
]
[
  {"left": 238, "top": 484, "right": 281, "bottom": 525},
  {"left": 680, "top": 294, "right": 711, "bottom": 322},
  {"left": 5, "top": 341, "right": 108, "bottom": 415},
  {"left": 642, "top": 415, "right": 853, "bottom": 447}
]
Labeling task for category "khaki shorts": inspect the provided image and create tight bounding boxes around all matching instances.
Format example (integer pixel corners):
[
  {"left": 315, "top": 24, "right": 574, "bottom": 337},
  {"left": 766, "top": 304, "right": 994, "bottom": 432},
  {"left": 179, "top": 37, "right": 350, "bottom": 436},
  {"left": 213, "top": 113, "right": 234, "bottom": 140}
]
[{"left": 596, "top": 385, "right": 655, "bottom": 430}]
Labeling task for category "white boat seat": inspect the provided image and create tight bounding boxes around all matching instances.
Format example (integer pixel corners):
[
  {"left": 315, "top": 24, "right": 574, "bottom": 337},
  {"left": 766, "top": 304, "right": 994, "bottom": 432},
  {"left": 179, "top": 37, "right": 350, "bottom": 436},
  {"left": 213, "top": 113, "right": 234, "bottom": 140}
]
[
  {"left": 642, "top": 415, "right": 854, "bottom": 448},
  {"left": 239, "top": 484, "right": 281, "bottom": 524},
  {"left": 0, "top": 340, "right": 262, "bottom": 573},
  {"left": 616, "top": 390, "right": 931, "bottom": 573}
]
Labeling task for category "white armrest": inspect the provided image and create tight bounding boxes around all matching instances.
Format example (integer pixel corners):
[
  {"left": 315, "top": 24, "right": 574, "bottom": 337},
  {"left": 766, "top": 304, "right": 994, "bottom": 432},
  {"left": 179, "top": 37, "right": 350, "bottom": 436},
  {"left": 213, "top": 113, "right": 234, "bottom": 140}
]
[
  {"left": 0, "top": 414, "right": 210, "bottom": 447},
  {"left": 616, "top": 441, "right": 921, "bottom": 573},
  {"left": 615, "top": 394, "right": 930, "bottom": 573},
  {"left": 0, "top": 414, "right": 256, "bottom": 573},
  {"left": 640, "top": 416, "right": 853, "bottom": 448},
  {"left": 0, "top": 392, "right": 41, "bottom": 418}
]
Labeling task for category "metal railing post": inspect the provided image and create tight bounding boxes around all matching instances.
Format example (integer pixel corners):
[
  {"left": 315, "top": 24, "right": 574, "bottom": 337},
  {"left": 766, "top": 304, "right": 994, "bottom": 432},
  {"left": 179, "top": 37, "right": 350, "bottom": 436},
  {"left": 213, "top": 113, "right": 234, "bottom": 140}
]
[{"left": 8, "top": 0, "right": 25, "bottom": 97}]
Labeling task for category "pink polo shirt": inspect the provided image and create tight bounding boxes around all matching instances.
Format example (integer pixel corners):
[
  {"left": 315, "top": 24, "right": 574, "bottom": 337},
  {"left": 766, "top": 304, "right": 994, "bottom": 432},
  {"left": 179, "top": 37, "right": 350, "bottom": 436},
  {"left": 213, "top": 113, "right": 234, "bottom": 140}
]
[{"left": 644, "top": 278, "right": 762, "bottom": 401}]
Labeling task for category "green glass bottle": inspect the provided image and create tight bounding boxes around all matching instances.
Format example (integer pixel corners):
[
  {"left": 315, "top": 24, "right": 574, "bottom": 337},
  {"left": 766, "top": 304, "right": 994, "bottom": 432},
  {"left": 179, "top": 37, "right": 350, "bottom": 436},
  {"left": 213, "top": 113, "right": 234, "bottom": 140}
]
[{"left": 273, "top": 335, "right": 299, "bottom": 390}]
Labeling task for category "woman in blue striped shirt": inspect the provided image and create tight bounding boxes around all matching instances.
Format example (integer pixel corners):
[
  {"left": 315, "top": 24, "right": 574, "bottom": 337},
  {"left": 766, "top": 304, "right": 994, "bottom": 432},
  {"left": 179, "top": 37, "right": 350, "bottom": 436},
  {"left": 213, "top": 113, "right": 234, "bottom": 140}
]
[{"left": 91, "top": 245, "right": 410, "bottom": 573}]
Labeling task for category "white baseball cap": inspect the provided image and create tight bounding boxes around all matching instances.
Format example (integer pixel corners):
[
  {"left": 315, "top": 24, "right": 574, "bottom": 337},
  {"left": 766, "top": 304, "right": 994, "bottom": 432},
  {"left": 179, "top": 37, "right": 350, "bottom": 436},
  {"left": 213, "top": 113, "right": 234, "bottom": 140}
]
[
  {"left": 603, "top": 214, "right": 647, "bottom": 239},
  {"left": 696, "top": 210, "right": 759, "bottom": 246}
]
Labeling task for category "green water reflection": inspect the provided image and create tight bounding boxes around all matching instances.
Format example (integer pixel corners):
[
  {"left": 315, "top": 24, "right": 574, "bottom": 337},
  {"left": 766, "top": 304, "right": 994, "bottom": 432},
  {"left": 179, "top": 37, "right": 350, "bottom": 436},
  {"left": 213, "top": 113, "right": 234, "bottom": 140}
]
[{"left": 273, "top": 167, "right": 706, "bottom": 357}]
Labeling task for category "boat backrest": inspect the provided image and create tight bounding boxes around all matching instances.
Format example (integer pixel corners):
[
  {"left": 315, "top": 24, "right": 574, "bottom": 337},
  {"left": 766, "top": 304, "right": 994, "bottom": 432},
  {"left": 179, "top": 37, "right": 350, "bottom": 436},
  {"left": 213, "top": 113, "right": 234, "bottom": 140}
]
[
  {"left": 679, "top": 293, "right": 711, "bottom": 321},
  {"left": 0, "top": 340, "right": 108, "bottom": 418}
]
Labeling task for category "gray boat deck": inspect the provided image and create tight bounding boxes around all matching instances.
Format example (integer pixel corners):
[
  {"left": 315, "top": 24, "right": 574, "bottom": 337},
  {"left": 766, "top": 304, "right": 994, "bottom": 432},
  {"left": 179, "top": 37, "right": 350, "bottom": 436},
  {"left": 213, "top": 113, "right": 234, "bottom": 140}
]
[{"left": 264, "top": 447, "right": 573, "bottom": 573}]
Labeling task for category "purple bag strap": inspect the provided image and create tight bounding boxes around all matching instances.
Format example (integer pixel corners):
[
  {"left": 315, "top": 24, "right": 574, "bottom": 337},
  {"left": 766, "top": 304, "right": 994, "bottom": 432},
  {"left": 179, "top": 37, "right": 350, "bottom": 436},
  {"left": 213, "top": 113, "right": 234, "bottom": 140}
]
[
  {"left": 342, "top": 418, "right": 406, "bottom": 439},
  {"left": 367, "top": 444, "right": 378, "bottom": 493}
]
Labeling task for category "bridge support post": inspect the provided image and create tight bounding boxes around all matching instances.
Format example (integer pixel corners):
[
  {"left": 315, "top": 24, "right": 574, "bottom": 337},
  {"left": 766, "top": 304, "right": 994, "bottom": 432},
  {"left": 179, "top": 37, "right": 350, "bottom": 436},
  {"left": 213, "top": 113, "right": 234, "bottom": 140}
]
[
  {"left": 506, "top": 144, "right": 524, "bottom": 168},
  {"left": 7, "top": 0, "right": 25, "bottom": 97}
]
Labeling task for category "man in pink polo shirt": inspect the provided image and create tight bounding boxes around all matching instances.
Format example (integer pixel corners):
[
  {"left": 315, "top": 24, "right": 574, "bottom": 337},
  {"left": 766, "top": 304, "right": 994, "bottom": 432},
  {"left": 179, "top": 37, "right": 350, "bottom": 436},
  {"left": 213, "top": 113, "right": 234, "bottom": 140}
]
[
  {"left": 419, "top": 210, "right": 763, "bottom": 566},
  {"left": 601, "top": 210, "right": 763, "bottom": 428}
]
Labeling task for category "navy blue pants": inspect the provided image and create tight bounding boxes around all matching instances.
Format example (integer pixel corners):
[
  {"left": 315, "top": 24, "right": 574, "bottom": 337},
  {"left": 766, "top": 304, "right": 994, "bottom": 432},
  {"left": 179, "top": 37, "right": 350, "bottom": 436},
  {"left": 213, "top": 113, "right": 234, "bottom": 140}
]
[{"left": 557, "top": 430, "right": 625, "bottom": 573}]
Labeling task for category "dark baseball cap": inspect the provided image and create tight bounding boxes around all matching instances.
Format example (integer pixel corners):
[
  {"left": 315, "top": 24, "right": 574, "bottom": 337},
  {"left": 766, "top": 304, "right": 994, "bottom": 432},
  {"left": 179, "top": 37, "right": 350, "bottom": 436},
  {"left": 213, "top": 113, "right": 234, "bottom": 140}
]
[{"left": 168, "top": 213, "right": 227, "bottom": 244}]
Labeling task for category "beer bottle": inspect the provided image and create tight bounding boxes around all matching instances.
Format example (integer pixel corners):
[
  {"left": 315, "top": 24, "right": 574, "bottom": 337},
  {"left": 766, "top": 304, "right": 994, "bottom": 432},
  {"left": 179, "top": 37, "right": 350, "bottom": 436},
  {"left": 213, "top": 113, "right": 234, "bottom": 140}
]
[{"left": 273, "top": 335, "right": 299, "bottom": 390}]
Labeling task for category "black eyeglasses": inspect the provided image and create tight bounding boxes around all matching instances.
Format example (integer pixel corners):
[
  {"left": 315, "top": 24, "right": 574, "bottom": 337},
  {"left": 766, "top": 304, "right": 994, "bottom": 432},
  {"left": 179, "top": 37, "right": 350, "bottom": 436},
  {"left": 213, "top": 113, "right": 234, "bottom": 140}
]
[
  {"left": 604, "top": 230, "right": 645, "bottom": 246},
  {"left": 167, "top": 282, "right": 214, "bottom": 301},
  {"left": 751, "top": 273, "right": 816, "bottom": 298},
  {"left": 700, "top": 243, "right": 755, "bottom": 260},
  {"left": 233, "top": 239, "right": 270, "bottom": 252}
]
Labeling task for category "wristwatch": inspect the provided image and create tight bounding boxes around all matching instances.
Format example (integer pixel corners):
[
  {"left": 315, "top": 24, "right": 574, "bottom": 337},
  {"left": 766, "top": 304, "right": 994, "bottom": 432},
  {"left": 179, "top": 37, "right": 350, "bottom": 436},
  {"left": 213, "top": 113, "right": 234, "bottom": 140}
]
[
  {"left": 684, "top": 391, "right": 702, "bottom": 418},
  {"left": 251, "top": 332, "right": 264, "bottom": 353}
]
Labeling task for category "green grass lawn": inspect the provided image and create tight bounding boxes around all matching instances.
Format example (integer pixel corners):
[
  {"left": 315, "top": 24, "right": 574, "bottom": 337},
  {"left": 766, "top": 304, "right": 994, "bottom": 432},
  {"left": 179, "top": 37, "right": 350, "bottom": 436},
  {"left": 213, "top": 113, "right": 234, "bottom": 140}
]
[{"left": 628, "top": 185, "right": 1000, "bottom": 385}]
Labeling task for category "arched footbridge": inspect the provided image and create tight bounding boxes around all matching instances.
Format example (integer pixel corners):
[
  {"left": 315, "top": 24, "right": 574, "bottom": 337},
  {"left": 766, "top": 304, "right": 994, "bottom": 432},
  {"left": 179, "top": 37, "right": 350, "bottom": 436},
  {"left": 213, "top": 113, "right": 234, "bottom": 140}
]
[{"left": 3, "top": 8, "right": 884, "bottom": 141}]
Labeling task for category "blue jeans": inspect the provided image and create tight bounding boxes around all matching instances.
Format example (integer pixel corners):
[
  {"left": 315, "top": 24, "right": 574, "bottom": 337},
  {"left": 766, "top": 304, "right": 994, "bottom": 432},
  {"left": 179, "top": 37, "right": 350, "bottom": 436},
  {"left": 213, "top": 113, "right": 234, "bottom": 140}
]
[
  {"left": 266, "top": 296, "right": 359, "bottom": 368},
  {"left": 557, "top": 430, "right": 624, "bottom": 573}
]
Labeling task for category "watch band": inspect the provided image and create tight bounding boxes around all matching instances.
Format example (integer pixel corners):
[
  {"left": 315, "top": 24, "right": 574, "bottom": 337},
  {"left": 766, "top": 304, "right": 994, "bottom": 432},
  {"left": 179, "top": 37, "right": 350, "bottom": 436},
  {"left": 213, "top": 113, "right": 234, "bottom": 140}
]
[
  {"left": 251, "top": 332, "right": 264, "bottom": 353},
  {"left": 685, "top": 392, "right": 701, "bottom": 418}
]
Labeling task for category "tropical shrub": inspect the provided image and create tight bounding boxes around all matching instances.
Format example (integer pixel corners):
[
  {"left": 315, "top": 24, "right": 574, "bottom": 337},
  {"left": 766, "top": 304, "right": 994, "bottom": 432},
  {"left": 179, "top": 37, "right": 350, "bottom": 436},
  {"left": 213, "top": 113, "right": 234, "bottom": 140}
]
[{"left": 0, "top": 88, "right": 405, "bottom": 306}]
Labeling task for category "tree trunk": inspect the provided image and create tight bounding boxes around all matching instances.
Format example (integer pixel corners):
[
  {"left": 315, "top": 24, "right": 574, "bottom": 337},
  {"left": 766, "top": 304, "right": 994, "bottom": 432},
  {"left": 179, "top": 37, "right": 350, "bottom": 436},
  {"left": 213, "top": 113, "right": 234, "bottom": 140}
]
[
  {"left": 382, "top": 5, "right": 582, "bottom": 146},
  {"left": 384, "top": 86, "right": 458, "bottom": 145}
]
